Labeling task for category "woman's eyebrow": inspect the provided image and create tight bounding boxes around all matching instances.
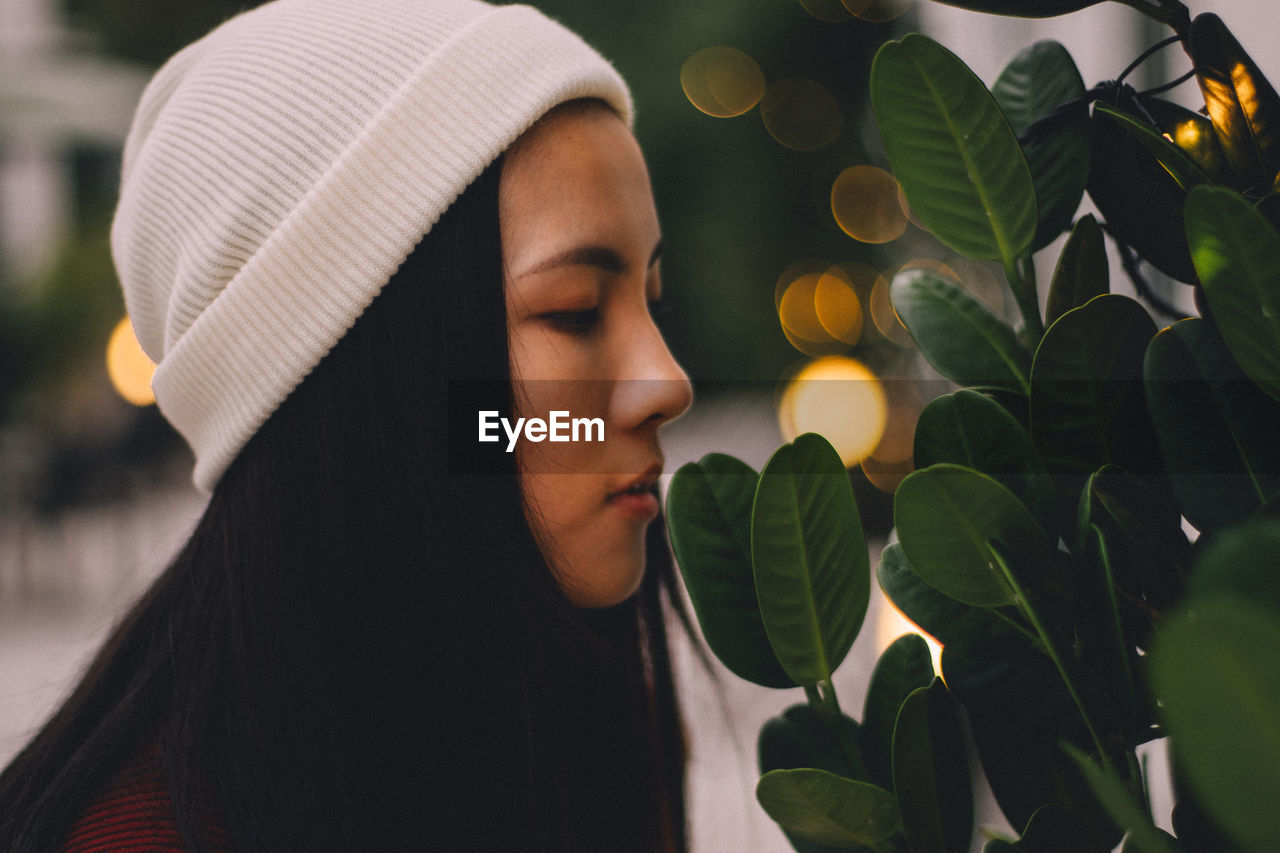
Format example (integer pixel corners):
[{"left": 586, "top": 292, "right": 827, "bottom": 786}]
[{"left": 518, "top": 239, "right": 665, "bottom": 278}]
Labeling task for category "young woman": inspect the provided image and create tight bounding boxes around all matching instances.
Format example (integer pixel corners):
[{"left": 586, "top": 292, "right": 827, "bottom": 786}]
[{"left": 0, "top": 1, "right": 695, "bottom": 850}]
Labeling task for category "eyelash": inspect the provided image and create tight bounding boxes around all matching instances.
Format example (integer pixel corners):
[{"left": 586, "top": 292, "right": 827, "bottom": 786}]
[
  {"left": 541, "top": 300, "right": 670, "bottom": 336},
  {"left": 543, "top": 308, "right": 600, "bottom": 335}
]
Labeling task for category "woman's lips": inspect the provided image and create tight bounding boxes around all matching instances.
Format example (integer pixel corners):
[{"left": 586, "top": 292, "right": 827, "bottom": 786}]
[
  {"left": 606, "top": 488, "right": 660, "bottom": 520},
  {"left": 605, "top": 462, "right": 662, "bottom": 519}
]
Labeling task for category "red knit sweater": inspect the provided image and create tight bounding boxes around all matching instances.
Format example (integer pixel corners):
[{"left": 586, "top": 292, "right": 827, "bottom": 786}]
[{"left": 61, "top": 746, "right": 230, "bottom": 853}]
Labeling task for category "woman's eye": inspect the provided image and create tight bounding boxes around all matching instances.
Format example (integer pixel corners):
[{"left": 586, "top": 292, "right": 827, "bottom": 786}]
[{"left": 542, "top": 308, "right": 600, "bottom": 335}]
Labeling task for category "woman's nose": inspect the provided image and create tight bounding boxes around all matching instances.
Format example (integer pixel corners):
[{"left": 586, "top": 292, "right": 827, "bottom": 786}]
[{"left": 614, "top": 320, "right": 693, "bottom": 431}]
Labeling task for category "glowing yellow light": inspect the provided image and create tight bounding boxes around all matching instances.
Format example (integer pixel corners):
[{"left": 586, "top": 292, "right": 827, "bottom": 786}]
[
  {"left": 106, "top": 317, "right": 156, "bottom": 406},
  {"left": 814, "top": 266, "right": 864, "bottom": 346},
  {"left": 760, "top": 78, "right": 843, "bottom": 151},
  {"left": 779, "top": 272, "right": 831, "bottom": 343},
  {"left": 778, "top": 356, "right": 888, "bottom": 467},
  {"left": 831, "top": 165, "right": 909, "bottom": 244},
  {"left": 775, "top": 259, "right": 830, "bottom": 311},
  {"left": 842, "top": 0, "right": 913, "bottom": 22},
  {"left": 798, "top": 0, "right": 853, "bottom": 21},
  {"left": 681, "top": 47, "right": 767, "bottom": 118}
]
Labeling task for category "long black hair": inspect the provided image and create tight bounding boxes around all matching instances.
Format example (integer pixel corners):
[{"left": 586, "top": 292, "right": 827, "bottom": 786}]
[{"left": 0, "top": 152, "right": 690, "bottom": 851}]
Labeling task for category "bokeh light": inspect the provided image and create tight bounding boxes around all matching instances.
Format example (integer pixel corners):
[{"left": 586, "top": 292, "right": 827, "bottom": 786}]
[
  {"left": 779, "top": 272, "right": 831, "bottom": 343},
  {"left": 842, "top": 0, "right": 913, "bottom": 22},
  {"left": 813, "top": 266, "right": 864, "bottom": 346},
  {"left": 862, "top": 380, "right": 924, "bottom": 493},
  {"left": 775, "top": 259, "right": 830, "bottom": 311},
  {"left": 798, "top": 0, "right": 853, "bottom": 21},
  {"left": 681, "top": 47, "right": 767, "bottom": 118},
  {"left": 106, "top": 317, "right": 156, "bottom": 406},
  {"left": 831, "top": 164, "right": 909, "bottom": 244},
  {"left": 868, "top": 269, "right": 914, "bottom": 347},
  {"left": 778, "top": 356, "right": 888, "bottom": 467},
  {"left": 760, "top": 78, "right": 843, "bottom": 151}
]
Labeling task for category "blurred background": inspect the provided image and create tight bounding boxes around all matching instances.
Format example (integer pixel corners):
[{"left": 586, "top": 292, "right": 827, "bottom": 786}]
[{"left": 1, "top": 0, "right": 1276, "bottom": 849}]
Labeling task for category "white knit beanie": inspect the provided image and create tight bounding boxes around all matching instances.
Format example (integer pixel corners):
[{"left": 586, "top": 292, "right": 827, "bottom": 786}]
[{"left": 111, "top": 0, "right": 632, "bottom": 492}]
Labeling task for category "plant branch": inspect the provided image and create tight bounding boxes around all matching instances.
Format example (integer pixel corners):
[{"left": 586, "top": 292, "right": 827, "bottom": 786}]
[{"left": 1004, "top": 256, "right": 1045, "bottom": 341}]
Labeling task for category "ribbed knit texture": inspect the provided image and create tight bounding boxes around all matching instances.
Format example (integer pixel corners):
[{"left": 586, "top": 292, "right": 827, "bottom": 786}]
[
  {"left": 60, "top": 744, "right": 229, "bottom": 852},
  {"left": 112, "top": 0, "right": 631, "bottom": 491}
]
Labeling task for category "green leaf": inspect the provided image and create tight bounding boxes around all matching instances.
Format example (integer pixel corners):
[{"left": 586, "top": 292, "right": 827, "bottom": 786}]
[
  {"left": 1093, "top": 101, "right": 1213, "bottom": 191},
  {"left": 894, "top": 464, "right": 1054, "bottom": 608},
  {"left": 1081, "top": 466, "right": 1189, "bottom": 613},
  {"left": 1186, "top": 518, "right": 1280, "bottom": 617},
  {"left": 891, "top": 680, "right": 973, "bottom": 853},
  {"left": 913, "top": 389, "right": 1055, "bottom": 532},
  {"left": 861, "top": 634, "right": 934, "bottom": 790},
  {"left": 1189, "top": 13, "right": 1280, "bottom": 190},
  {"left": 760, "top": 703, "right": 869, "bottom": 782},
  {"left": 1013, "top": 802, "right": 1120, "bottom": 853},
  {"left": 667, "top": 455, "right": 792, "bottom": 687},
  {"left": 891, "top": 270, "right": 1031, "bottom": 394},
  {"left": 1185, "top": 185, "right": 1280, "bottom": 401},
  {"left": 992, "top": 41, "right": 1089, "bottom": 251},
  {"left": 756, "top": 769, "right": 902, "bottom": 850},
  {"left": 752, "top": 434, "right": 870, "bottom": 686},
  {"left": 1064, "top": 747, "right": 1174, "bottom": 853},
  {"left": 1144, "top": 318, "right": 1280, "bottom": 532},
  {"left": 1046, "top": 214, "right": 1108, "bottom": 327},
  {"left": 877, "top": 544, "right": 1031, "bottom": 659},
  {"left": 961, "top": 703, "right": 1110, "bottom": 842},
  {"left": 1143, "top": 95, "right": 1231, "bottom": 184},
  {"left": 871, "top": 34, "right": 1036, "bottom": 264},
  {"left": 1087, "top": 93, "right": 1198, "bottom": 283},
  {"left": 1150, "top": 599, "right": 1280, "bottom": 853},
  {"left": 930, "top": 0, "right": 1107, "bottom": 18},
  {"left": 1030, "top": 295, "right": 1160, "bottom": 476},
  {"left": 759, "top": 706, "right": 875, "bottom": 852}
]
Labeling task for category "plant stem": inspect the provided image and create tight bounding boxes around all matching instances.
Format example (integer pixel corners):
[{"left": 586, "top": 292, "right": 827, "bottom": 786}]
[
  {"left": 804, "top": 684, "right": 823, "bottom": 709},
  {"left": 1091, "top": 526, "right": 1141, "bottom": 734},
  {"left": 990, "top": 544, "right": 1115, "bottom": 774},
  {"left": 1004, "top": 256, "right": 1045, "bottom": 342},
  {"left": 821, "top": 679, "right": 842, "bottom": 718}
]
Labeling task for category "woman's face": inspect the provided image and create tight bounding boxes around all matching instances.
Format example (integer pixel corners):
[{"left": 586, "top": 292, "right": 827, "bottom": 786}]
[{"left": 500, "top": 103, "right": 692, "bottom": 608}]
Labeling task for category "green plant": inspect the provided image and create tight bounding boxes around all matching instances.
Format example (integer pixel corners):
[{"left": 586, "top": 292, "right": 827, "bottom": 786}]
[{"left": 666, "top": 1, "right": 1280, "bottom": 850}]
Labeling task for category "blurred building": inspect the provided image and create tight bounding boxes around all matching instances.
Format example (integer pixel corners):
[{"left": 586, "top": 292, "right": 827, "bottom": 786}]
[{"left": 1, "top": 0, "right": 148, "bottom": 282}]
